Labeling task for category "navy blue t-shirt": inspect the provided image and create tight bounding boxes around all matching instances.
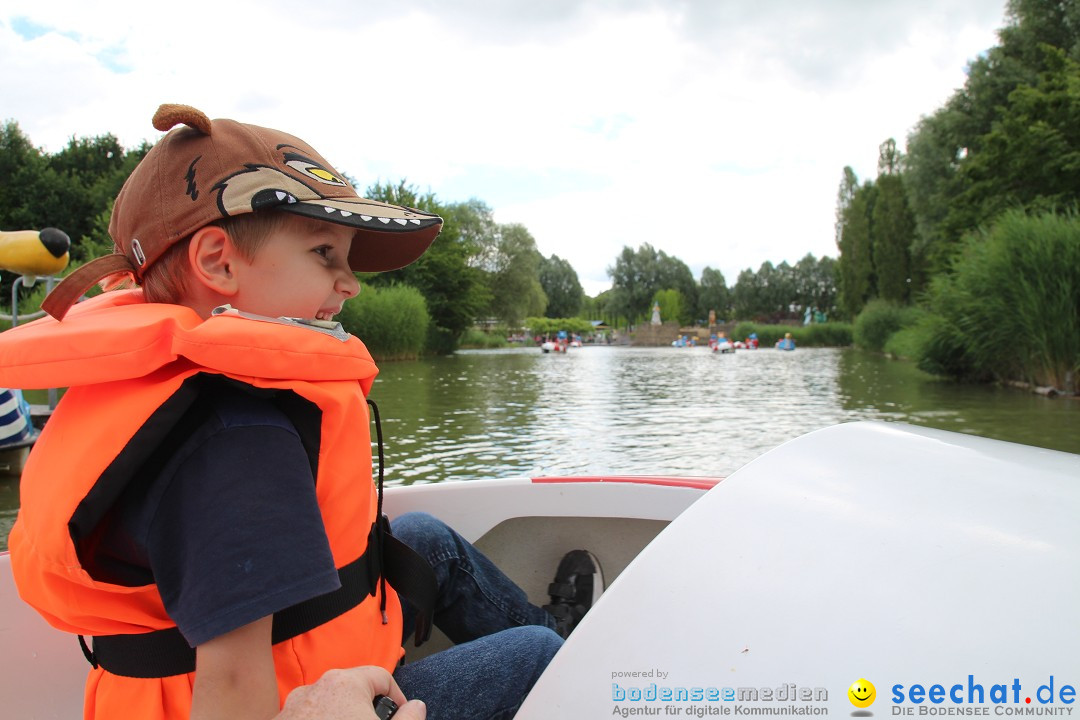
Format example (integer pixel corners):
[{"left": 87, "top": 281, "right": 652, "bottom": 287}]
[{"left": 89, "top": 384, "right": 341, "bottom": 648}]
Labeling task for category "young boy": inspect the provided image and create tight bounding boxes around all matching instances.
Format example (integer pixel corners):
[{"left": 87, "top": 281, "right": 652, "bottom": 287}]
[{"left": 0, "top": 105, "right": 599, "bottom": 720}]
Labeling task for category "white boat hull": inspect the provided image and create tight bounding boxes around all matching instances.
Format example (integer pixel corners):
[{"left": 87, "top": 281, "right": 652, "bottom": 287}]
[{"left": 515, "top": 423, "right": 1080, "bottom": 718}]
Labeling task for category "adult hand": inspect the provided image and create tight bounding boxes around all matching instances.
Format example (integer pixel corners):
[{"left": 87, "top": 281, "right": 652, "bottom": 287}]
[{"left": 277, "top": 666, "right": 426, "bottom": 720}]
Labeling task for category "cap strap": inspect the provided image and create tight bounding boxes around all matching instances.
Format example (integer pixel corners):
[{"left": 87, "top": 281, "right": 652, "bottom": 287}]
[{"left": 41, "top": 254, "right": 137, "bottom": 321}]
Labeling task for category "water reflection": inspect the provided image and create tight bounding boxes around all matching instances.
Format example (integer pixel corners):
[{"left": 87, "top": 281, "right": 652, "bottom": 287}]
[
  {"left": 3, "top": 347, "right": 1077, "bottom": 551},
  {"left": 835, "top": 350, "right": 1080, "bottom": 450},
  {"left": 370, "top": 346, "right": 1078, "bottom": 485}
]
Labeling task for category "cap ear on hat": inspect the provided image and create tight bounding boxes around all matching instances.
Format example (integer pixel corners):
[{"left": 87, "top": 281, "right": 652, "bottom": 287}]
[{"left": 152, "top": 104, "right": 212, "bottom": 135}]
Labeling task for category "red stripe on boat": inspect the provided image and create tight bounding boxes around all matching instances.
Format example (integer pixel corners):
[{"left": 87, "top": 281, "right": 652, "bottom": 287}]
[{"left": 531, "top": 476, "right": 721, "bottom": 490}]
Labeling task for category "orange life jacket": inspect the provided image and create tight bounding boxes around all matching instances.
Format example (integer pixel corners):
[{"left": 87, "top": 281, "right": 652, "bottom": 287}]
[{"left": 0, "top": 289, "right": 403, "bottom": 720}]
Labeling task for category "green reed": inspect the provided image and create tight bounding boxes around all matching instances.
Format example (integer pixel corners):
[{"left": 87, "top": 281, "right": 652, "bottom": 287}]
[
  {"left": 339, "top": 284, "right": 430, "bottom": 361},
  {"left": 853, "top": 300, "right": 925, "bottom": 353},
  {"left": 459, "top": 329, "right": 510, "bottom": 349},
  {"left": 921, "top": 210, "right": 1080, "bottom": 390}
]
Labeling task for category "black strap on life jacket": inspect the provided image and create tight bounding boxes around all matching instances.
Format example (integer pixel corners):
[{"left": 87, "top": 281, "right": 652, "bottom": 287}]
[
  {"left": 81, "top": 521, "right": 437, "bottom": 678},
  {"left": 77, "top": 396, "right": 437, "bottom": 678},
  {"left": 84, "top": 522, "right": 381, "bottom": 678},
  {"left": 367, "top": 398, "right": 436, "bottom": 648}
]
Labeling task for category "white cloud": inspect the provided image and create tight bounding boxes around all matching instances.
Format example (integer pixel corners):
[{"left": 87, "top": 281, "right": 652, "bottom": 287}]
[{"left": 1, "top": 0, "right": 1006, "bottom": 295}]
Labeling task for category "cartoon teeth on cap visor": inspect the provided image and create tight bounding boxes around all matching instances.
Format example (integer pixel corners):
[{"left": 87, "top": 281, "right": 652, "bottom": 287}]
[{"left": 213, "top": 143, "right": 442, "bottom": 273}]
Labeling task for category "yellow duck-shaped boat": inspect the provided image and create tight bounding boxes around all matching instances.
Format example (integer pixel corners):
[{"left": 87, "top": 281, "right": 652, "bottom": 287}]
[{"left": 0, "top": 228, "right": 70, "bottom": 278}]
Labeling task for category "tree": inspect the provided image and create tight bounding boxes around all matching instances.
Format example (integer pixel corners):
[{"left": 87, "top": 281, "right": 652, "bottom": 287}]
[
  {"left": 524, "top": 315, "right": 594, "bottom": 336},
  {"left": 581, "top": 289, "right": 625, "bottom": 329},
  {"left": 697, "top": 267, "right": 730, "bottom": 322},
  {"left": 607, "top": 243, "right": 696, "bottom": 325},
  {"left": 651, "top": 288, "right": 688, "bottom": 327},
  {"left": 607, "top": 244, "right": 660, "bottom": 323},
  {"left": 453, "top": 198, "right": 500, "bottom": 269},
  {"left": 446, "top": 201, "right": 551, "bottom": 327},
  {"left": 835, "top": 166, "right": 859, "bottom": 250},
  {"left": 1001, "top": 0, "right": 1080, "bottom": 66},
  {"left": 730, "top": 254, "right": 839, "bottom": 322},
  {"left": 0, "top": 123, "right": 149, "bottom": 303},
  {"left": 834, "top": 167, "right": 869, "bottom": 316},
  {"left": 0, "top": 124, "right": 144, "bottom": 251},
  {"left": 836, "top": 180, "right": 876, "bottom": 318},
  {"left": 731, "top": 268, "right": 761, "bottom": 320},
  {"left": 793, "top": 253, "right": 838, "bottom": 318},
  {"left": 49, "top": 134, "right": 146, "bottom": 258},
  {"left": 0, "top": 121, "right": 47, "bottom": 232},
  {"left": 539, "top": 254, "right": 584, "bottom": 319},
  {"left": 872, "top": 172, "right": 915, "bottom": 303},
  {"left": 812, "top": 255, "right": 839, "bottom": 317},
  {"left": 954, "top": 47, "right": 1080, "bottom": 222},
  {"left": 904, "top": 107, "right": 967, "bottom": 277},
  {"left": 767, "top": 260, "right": 799, "bottom": 320},
  {"left": 877, "top": 138, "right": 903, "bottom": 176},
  {"left": 903, "top": 0, "right": 1080, "bottom": 273},
  {"left": 657, "top": 253, "right": 698, "bottom": 317},
  {"left": 481, "top": 223, "right": 547, "bottom": 327},
  {"left": 363, "top": 181, "right": 489, "bottom": 351},
  {"left": 871, "top": 139, "right": 917, "bottom": 303}
]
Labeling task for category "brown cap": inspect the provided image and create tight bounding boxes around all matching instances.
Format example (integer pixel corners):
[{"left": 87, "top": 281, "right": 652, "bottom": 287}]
[{"left": 42, "top": 104, "right": 442, "bottom": 320}]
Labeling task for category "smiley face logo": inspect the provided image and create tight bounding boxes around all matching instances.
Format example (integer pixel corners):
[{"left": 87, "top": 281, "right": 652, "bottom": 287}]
[{"left": 848, "top": 679, "right": 876, "bottom": 708}]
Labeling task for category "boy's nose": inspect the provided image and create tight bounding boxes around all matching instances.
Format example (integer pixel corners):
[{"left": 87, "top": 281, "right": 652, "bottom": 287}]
[{"left": 338, "top": 271, "right": 360, "bottom": 298}]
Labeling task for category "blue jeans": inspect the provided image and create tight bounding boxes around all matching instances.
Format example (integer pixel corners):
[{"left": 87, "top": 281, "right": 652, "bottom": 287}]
[{"left": 390, "top": 512, "right": 563, "bottom": 720}]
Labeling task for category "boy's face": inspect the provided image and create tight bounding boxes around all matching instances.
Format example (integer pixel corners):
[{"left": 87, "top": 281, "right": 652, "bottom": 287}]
[{"left": 229, "top": 216, "right": 361, "bottom": 321}]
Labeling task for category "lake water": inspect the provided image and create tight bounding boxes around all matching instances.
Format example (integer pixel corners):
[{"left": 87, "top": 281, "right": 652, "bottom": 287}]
[{"left": 2, "top": 346, "right": 1077, "bottom": 550}]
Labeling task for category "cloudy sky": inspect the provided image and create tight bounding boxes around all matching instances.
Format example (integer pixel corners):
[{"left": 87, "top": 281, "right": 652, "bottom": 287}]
[{"left": 2, "top": 0, "right": 1007, "bottom": 295}]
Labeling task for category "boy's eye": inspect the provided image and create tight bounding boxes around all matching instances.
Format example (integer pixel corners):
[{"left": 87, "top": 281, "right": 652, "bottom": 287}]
[{"left": 314, "top": 245, "right": 332, "bottom": 258}]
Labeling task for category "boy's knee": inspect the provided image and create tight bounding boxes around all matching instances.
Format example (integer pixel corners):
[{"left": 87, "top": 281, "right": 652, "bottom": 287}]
[
  {"left": 390, "top": 511, "right": 451, "bottom": 543},
  {"left": 539, "top": 626, "right": 564, "bottom": 660},
  {"left": 516, "top": 625, "right": 563, "bottom": 665}
]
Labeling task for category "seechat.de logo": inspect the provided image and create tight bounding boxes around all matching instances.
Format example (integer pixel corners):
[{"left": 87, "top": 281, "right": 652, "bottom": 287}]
[{"left": 849, "top": 679, "right": 877, "bottom": 708}]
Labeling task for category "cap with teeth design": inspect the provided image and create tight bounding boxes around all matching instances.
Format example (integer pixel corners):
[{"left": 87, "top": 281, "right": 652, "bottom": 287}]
[{"left": 41, "top": 104, "right": 442, "bottom": 320}]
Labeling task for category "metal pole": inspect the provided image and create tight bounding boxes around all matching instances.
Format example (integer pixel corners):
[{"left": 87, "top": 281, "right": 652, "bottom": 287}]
[
  {"left": 10, "top": 276, "right": 23, "bottom": 328},
  {"left": 44, "top": 277, "right": 58, "bottom": 409}
]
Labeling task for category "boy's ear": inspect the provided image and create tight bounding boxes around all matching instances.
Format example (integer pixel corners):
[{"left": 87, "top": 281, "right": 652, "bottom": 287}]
[{"left": 188, "top": 225, "right": 239, "bottom": 296}]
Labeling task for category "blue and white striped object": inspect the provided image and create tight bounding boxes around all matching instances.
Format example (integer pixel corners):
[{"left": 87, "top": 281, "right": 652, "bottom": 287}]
[{"left": 0, "top": 388, "right": 36, "bottom": 449}]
